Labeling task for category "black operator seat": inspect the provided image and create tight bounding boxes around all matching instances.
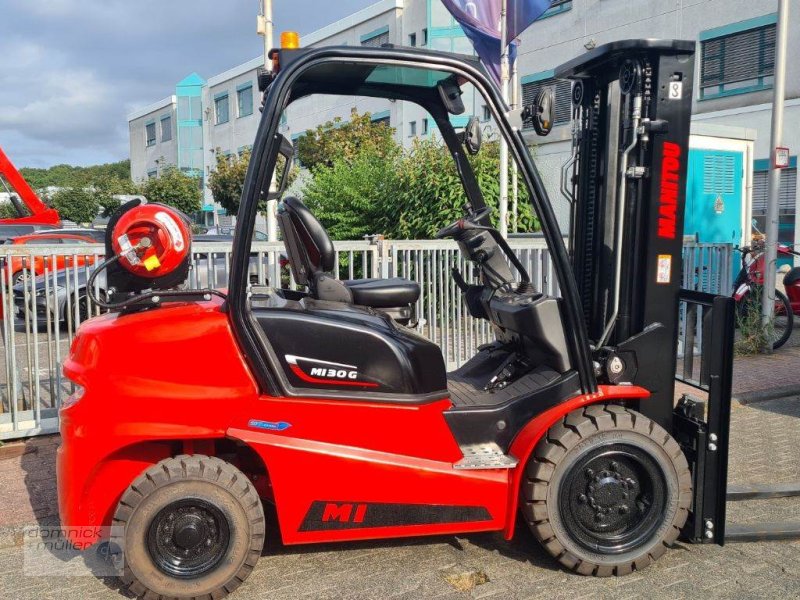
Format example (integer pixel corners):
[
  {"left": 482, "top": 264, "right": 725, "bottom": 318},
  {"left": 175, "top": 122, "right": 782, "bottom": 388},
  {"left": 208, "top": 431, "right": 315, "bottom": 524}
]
[{"left": 277, "top": 196, "right": 420, "bottom": 311}]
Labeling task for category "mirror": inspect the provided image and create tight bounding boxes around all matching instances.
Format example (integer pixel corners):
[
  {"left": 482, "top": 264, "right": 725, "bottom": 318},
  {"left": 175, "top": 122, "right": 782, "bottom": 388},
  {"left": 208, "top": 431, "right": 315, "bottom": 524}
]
[
  {"left": 269, "top": 134, "right": 295, "bottom": 200},
  {"left": 463, "top": 116, "right": 482, "bottom": 155},
  {"left": 437, "top": 77, "right": 465, "bottom": 115},
  {"left": 524, "top": 87, "right": 555, "bottom": 136}
]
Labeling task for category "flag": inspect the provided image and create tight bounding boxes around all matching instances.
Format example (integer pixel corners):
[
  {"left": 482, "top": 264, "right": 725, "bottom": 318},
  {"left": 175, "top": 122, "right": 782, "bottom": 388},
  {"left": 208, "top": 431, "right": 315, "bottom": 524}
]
[
  {"left": 439, "top": 1, "right": 553, "bottom": 85},
  {"left": 507, "top": 0, "right": 553, "bottom": 42},
  {"left": 439, "top": 0, "right": 515, "bottom": 85}
]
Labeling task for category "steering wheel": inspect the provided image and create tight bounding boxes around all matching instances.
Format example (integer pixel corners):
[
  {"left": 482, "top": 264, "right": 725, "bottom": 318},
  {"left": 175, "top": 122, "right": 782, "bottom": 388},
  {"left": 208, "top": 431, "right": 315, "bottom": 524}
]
[{"left": 435, "top": 206, "right": 491, "bottom": 239}]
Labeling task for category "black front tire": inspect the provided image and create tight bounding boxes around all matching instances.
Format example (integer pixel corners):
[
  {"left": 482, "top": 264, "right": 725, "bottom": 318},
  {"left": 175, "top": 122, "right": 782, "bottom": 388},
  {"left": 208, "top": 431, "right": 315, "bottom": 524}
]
[
  {"left": 521, "top": 405, "right": 691, "bottom": 576},
  {"left": 112, "top": 454, "right": 265, "bottom": 599}
]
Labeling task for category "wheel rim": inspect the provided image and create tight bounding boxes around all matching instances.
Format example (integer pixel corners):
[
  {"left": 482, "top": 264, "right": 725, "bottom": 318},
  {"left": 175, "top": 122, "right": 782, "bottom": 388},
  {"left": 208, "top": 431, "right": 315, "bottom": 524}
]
[
  {"left": 146, "top": 497, "right": 231, "bottom": 578},
  {"left": 558, "top": 443, "right": 667, "bottom": 555}
]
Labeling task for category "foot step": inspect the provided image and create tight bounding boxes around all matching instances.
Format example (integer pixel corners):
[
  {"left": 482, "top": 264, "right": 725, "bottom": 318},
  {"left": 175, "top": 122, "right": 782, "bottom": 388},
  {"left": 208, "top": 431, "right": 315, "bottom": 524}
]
[{"left": 454, "top": 443, "right": 518, "bottom": 470}]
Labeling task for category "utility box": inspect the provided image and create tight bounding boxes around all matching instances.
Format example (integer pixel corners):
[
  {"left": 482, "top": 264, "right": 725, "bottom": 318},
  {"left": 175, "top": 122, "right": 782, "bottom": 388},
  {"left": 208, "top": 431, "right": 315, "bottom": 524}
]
[{"left": 685, "top": 123, "right": 755, "bottom": 248}]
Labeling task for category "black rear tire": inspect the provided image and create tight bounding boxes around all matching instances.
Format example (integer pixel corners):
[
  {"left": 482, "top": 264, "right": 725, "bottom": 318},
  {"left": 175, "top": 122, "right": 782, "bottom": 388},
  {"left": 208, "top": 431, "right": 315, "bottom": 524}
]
[
  {"left": 769, "top": 290, "right": 793, "bottom": 349},
  {"left": 112, "top": 454, "right": 265, "bottom": 599},
  {"left": 521, "top": 404, "right": 691, "bottom": 576}
]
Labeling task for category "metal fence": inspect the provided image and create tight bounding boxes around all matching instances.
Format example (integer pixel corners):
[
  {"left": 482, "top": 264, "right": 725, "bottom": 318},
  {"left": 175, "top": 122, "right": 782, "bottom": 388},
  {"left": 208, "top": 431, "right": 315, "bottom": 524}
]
[{"left": 0, "top": 239, "right": 732, "bottom": 440}]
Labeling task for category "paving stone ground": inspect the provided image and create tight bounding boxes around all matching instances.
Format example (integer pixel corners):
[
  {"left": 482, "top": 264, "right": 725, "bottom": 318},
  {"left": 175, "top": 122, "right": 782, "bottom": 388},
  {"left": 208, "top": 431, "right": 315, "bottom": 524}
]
[{"left": 1, "top": 393, "right": 799, "bottom": 599}]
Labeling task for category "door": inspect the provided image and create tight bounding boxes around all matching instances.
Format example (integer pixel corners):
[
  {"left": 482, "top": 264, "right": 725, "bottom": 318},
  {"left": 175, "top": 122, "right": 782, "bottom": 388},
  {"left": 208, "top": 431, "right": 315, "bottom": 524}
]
[{"left": 685, "top": 149, "right": 743, "bottom": 245}]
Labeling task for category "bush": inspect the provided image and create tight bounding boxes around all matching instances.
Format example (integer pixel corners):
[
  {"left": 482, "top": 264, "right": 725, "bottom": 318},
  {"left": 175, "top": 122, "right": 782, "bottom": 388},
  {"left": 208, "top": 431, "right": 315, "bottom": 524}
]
[
  {"left": 0, "top": 202, "right": 20, "bottom": 219},
  {"left": 298, "top": 118, "right": 541, "bottom": 240},
  {"left": 49, "top": 187, "right": 99, "bottom": 224},
  {"left": 303, "top": 152, "right": 400, "bottom": 240},
  {"left": 379, "top": 138, "right": 539, "bottom": 239}
]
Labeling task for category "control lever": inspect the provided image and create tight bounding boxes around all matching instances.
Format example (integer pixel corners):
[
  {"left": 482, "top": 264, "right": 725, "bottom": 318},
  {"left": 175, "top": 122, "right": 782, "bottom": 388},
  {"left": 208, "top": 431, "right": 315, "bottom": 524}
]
[{"left": 451, "top": 267, "right": 470, "bottom": 292}]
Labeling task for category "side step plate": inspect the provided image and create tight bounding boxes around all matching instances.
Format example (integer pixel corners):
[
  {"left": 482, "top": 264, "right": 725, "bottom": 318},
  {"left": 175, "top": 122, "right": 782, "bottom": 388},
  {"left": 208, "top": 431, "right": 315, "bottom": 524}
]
[{"left": 454, "top": 443, "right": 518, "bottom": 470}]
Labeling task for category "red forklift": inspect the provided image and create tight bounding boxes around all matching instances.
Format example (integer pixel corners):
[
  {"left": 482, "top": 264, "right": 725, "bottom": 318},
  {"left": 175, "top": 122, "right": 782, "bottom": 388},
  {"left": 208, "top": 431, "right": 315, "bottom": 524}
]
[
  {"left": 0, "top": 146, "right": 61, "bottom": 230},
  {"left": 56, "top": 40, "right": 797, "bottom": 599}
]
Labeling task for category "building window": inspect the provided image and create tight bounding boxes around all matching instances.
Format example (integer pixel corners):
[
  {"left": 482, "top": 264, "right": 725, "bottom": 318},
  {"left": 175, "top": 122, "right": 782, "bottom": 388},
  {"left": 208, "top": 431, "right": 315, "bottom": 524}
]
[
  {"left": 422, "top": 28, "right": 428, "bottom": 46},
  {"left": 422, "top": 118, "right": 429, "bottom": 135},
  {"left": 145, "top": 122, "right": 156, "bottom": 147},
  {"left": 536, "top": 0, "right": 572, "bottom": 20},
  {"left": 214, "top": 93, "right": 229, "bottom": 125},
  {"left": 147, "top": 169, "right": 157, "bottom": 179},
  {"left": 361, "top": 26, "right": 390, "bottom": 47},
  {"left": 291, "top": 136, "right": 302, "bottom": 165},
  {"left": 409, "top": 32, "right": 416, "bottom": 47},
  {"left": 160, "top": 116, "right": 172, "bottom": 142},
  {"left": 482, "top": 105, "right": 491, "bottom": 121},
  {"left": 409, "top": 121, "right": 417, "bottom": 137},
  {"left": 752, "top": 161, "right": 797, "bottom": 249},
  {"left": 521, "top": 76, "right": 572, "bottom": 129},
  {"left": 237, "top": 85, "right": 253, "bottom": 118},
  {"left": 700, "top": 15, "right": 776, "bottom": 99}
]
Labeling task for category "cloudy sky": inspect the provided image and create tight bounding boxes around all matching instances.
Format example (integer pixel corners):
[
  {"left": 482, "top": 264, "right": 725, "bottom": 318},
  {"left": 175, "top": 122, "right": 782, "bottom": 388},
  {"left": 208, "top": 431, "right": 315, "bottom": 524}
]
[{"left": 0, "top": 0, "right": 374, "bottom": 169}]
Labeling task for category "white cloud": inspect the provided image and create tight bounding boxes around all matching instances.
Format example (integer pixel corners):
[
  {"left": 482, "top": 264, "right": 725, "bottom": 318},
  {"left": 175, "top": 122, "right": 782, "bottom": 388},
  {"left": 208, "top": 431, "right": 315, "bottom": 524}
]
[{"left": 2, "top": 0, "right": 376, "bottom": 167}]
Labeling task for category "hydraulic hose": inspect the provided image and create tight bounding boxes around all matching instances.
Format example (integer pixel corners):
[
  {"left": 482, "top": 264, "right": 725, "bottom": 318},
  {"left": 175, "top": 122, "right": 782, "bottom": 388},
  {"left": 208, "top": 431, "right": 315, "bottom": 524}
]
[{"left": 596, "top": 92, "right": 642, "bottom": 349}]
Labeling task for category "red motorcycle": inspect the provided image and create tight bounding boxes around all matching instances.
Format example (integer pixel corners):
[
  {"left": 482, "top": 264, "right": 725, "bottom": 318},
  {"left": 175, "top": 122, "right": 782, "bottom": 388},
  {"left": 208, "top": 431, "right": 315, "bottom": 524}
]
[{"left": 733, "top": 241, "right": 797, "bottom": 349}]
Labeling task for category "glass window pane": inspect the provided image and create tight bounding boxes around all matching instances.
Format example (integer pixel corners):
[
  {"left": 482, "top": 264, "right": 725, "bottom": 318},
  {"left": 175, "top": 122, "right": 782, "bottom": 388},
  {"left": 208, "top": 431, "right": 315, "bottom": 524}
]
[
  {"left": 145, "top": 122, "right": 156, "bottom": 146},
  {"left": 215, "top": 95, "right": 229, "bottom": 124},
  {"left": 237, "top": 87, "right": 253, "bottom": 117},
  {"left": 160, "top": 116, "right": 172, "bottom": 141}
]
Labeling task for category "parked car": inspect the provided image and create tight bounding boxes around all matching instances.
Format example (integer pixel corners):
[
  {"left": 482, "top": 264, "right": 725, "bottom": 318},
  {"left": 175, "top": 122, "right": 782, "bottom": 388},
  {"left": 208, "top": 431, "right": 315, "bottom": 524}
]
[
  {"left": 0, "top": 224, "right": 60, "bottom": 244},
  {"left": 12, "top": 252, "right": 282, "bottom": 326},
  {"left": 204, "top": 227, "right": 270, "bottom": 242},
  {"left": 3, "top": 230, "right": 103, "bottom": 285}
]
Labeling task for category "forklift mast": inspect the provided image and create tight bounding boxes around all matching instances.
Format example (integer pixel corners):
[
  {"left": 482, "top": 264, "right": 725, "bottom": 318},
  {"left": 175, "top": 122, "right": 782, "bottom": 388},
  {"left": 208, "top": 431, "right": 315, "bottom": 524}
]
[
  {"left": 0, "top": 146, "right": 61, "bottom": 225},
  {"left": 555, "top": 40, "right": 695, "bottom": 430}
]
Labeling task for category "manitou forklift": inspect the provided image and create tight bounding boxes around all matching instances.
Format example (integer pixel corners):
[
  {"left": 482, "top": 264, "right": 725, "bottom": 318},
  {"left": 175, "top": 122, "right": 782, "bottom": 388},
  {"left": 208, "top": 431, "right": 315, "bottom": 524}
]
[{"left": 56, "top": 39, "right": 794, "bottom": 599}]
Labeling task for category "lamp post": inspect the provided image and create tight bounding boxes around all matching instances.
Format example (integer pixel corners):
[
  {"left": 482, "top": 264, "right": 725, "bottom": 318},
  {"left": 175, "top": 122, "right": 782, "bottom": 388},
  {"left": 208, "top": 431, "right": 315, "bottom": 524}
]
[
  {"left": 259, "top": 0, "right": 278, "bottom": 241},
  {"left": 761, "top": 0, "right": 790, "bottom": 352},
  {"left": 498, "top": 0, "right": 509, "bottom": 238}
]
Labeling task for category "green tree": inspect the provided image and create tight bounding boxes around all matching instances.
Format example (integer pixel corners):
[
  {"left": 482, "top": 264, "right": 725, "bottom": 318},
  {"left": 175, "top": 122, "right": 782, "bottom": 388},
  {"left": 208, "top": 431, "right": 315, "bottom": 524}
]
[
  {"left": 302, "top": 152, "right": 401, "bottom": 240},
  {"left": 301, "top": 133, "right": 540, "bottom": 240},
  {"left": 139, "top": 167, "right": 202, "bottom": 215},
  {"left": 92, "top": 175, "right": 137, "bottom": 217},
  {"left": 49, "top": 187, "right": 100, "bottom": 224},
  {"left": 20, "top": 160, "right": 131, "bottom": 190},
  {"left": 297, "top": 109, "right": 398, "bottom": 170},
  {"left": 208, "top": 150, "right": 251, "bottom": 216},
  {"left": 208, "top": 149, "right": 299, "bottom": 217}
]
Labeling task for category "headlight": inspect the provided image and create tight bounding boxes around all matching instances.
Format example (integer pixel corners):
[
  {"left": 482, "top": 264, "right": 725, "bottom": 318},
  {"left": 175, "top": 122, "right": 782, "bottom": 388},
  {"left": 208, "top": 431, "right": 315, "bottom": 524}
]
[{"left": 62, "top": 384, "right": 85, "bottom": 408}]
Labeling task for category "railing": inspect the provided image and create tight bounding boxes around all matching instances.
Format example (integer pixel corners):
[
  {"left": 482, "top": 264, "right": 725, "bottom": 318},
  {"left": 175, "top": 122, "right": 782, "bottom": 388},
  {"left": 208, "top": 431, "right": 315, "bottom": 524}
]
[{"left": 0, "top": 240, "right": 733, "bottom": 440}]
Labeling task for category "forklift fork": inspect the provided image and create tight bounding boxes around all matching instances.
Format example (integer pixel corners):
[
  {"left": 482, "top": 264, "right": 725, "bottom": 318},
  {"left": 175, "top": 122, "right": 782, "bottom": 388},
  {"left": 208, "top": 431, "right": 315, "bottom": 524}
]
[{"left": 673, "top": 289, "right": 800, "bottom": 544}]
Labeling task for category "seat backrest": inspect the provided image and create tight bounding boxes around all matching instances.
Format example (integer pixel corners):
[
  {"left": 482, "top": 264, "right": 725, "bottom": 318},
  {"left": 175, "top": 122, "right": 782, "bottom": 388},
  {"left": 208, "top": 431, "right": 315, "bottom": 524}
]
[{"left": 277, "top": 196, "right": 336, "bottom": 287}]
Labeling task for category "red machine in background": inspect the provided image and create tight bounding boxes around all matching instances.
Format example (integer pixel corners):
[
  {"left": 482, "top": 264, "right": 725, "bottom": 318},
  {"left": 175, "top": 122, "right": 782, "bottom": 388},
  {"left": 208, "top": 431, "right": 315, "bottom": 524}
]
[{"left": 0, "top": 146, "right": 61, "bottom": 226}]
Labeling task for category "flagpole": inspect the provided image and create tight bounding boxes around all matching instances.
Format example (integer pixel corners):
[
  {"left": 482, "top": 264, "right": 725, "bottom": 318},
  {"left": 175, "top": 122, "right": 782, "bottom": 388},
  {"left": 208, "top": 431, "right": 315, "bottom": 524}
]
[
  {"left": 499, "top": 0, "right": 509, "bottom": 238},
  {"left": 261, "top": 0, "right": 278, "bottom": 242},
  {"left": 511, "top": 54, "right": 519, "bottom": 233}
]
